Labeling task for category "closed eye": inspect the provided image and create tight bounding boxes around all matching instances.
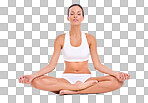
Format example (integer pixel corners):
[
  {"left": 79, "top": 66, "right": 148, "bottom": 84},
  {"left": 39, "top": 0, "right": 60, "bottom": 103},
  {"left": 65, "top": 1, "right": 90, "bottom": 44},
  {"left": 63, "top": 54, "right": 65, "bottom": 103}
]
[{"left": 71, "top": 14, "right": 81, "bottom": 15}]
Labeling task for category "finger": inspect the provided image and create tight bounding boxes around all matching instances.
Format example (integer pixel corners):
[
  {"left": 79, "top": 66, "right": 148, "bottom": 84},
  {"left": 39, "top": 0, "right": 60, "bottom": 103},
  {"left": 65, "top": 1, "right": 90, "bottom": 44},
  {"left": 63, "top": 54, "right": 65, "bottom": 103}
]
[
  {"left": 120, "top": 73, "right": 123, "bottom": 81},
  {"left": 20, "top": 77, "right": 22, "bottom": 83},
  {"left": 25, "top": 79, "right": 27, "bottom": 83},
  {"left": 21, "top": 78, "right": 23, "bottom": 83},
  {"left": 22, "top": 77, "right": 25, "bottom": 84},
  {"left": 119, "top": 76, "right": 123, "bottom": 82},
  {"left": 26, "top": 78, "right": 29, "bottom": 82},
  {"left": 125, "top": 73, "right": 128, "bottom": 80},
  {"left": 23, "top": 78, "right": 25, "bottom": 83},
  {"left": 128, "top": 75, "right": 130, "bottom": 79},
  {"left": 24, "top": 77, "right": 27, "bottom": 83},
  {"left": 24, "top": 77, "right": 28, "bottom": 83},
  {"left": 123, "top": 73, "right": 125, "bottom": 80},
  {"left": 23, "top": 79, "right": 25, "bottom": 84},
  {"left": 21, "top": 77, "right": 24, "bottom": 83},
  {"left": 24, "top": 79, "right": 26, "bottom": 84},
  {"left": 125, "top": 74, "right": 127, "bottom": 80},
  {"left": 118, "top": 73, "right": 121, "bottom": 80},
  {"left": 126, "top": 74, "right": 129, "bottom": 80},
  {"left": 123, "top": 73, "right": 126, "bottom": 81},
  {"left": 23, "top": 77, "right": 25, "bottom": 83},
  {"left": 18, "top": 78, "right": 20, "bottom": 82},
  {"left": 19, "top": 78, "right": 21, "bottom": 83},
  {"left": 120, "top": 72, "right": 123, "bottom": 80},
  {"left": 122, "top": 73, "right": 125, "bottom": 81},
  {"left": 121, "top": 73, "right": 124, "bottom": 81},
  {"left": 18, "top": 78, "right": 20, "bottom": 83},
  {"left": 124, "top": 73, "right": 126, "bottom": 80}
]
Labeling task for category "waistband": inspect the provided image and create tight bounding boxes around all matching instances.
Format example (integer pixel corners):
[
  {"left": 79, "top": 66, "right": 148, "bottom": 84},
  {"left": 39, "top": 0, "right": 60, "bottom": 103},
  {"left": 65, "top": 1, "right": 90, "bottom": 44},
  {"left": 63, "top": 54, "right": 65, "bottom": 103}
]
[{"left": 62, "top": 73, "right": 92, "bottom": 76}]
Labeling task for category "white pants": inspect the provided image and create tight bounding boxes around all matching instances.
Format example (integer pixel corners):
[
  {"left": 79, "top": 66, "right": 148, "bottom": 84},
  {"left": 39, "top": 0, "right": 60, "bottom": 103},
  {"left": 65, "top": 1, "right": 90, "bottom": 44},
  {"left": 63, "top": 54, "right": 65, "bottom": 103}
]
[{"left": 62, "top": 73, "right": 92, "bottom": 84}]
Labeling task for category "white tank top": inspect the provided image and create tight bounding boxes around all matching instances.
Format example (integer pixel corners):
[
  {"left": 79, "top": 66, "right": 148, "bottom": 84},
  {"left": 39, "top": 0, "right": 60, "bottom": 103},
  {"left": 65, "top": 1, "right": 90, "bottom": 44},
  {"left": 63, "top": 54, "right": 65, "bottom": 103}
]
[{"left": 61, "top": 31, "right": 90, "bottom": 62}]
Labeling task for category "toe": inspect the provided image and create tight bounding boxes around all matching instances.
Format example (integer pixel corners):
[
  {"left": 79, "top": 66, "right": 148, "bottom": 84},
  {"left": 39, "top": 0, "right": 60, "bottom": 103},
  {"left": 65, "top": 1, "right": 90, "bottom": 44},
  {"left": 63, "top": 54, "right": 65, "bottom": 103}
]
[
  {"left": 59, "top": 90, "right": 64, "bottom": 95},
  {"left": 95, "top": 80, "right": 98, "bottom": 83}
]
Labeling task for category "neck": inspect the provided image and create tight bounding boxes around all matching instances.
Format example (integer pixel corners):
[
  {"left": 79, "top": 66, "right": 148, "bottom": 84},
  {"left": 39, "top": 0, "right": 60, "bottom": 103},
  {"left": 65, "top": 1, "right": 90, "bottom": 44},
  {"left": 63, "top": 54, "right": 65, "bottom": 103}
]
[{"left": 69, "top": 25, "right": 81, "bottom": 37}]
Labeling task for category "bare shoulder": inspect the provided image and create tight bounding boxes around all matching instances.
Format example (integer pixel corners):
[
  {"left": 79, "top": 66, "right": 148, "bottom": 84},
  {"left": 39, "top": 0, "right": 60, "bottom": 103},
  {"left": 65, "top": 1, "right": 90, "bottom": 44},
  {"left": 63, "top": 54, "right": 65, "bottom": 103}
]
[
  {"left": 56, "top": 33, "right": 65, "bottom": 40},
  {"left": 85, "top": 33, "right": 96, "bottom": 47},
  {"left": 55, "top": 33, "right": 66, "bottom": 49},
  {"left": 86, "top": 33, "right": 96, "bottom": 40}
]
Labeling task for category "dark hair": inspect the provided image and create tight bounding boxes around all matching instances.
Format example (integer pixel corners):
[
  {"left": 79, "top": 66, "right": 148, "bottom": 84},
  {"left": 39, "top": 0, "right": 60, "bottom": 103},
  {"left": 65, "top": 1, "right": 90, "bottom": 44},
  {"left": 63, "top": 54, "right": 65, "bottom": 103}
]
[{"left": 67, "top": 4, "right": 84, "bottom": 17}]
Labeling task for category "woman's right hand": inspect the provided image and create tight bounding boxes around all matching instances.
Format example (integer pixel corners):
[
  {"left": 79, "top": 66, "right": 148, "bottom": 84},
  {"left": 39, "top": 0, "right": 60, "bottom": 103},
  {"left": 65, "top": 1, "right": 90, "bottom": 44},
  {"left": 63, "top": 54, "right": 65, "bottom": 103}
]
[
  {"left": 113, "top": 72, "right": 130, "bottom": 82},
  {"left": 18, "top": 75, "right": 34, "bottom": 84}
]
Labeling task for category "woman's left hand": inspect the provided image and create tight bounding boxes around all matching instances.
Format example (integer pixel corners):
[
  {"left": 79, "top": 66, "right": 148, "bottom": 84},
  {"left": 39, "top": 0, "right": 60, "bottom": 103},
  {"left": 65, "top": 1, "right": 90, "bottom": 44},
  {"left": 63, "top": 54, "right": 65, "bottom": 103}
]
[{"left": 113, "top": 72, "right": 130, "bottom": 82}]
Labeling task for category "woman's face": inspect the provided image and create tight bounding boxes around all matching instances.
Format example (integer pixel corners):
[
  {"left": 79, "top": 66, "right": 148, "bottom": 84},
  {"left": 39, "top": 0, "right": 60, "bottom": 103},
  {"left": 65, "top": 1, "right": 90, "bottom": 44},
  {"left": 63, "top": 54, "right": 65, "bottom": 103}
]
[{"left": 67, "top": 6, "right": 84, "bottom": 26}]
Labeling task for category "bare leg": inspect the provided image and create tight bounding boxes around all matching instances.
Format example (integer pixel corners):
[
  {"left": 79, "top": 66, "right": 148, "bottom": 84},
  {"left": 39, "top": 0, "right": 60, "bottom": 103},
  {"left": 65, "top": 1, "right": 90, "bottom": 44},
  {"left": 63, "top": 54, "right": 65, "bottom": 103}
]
[
  {"left": 31, "top": 75, "right": 98, "bottom": 92},
  {"left": 59, "top": 80, "right": 98, "bottom": 95},
  {"left": 53, "top": 81, "right": 97, "bottom": 94},
  {"left": 59, "top": 75, "right": 124, "bottom": 95}
]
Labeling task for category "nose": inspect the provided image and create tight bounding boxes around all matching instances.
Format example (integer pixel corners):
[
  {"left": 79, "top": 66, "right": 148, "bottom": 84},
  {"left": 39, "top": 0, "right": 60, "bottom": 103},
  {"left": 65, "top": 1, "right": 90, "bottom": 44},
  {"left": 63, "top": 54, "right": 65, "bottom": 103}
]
[
  {"left": 74, "top": 14, "right": 78, "bottom": 18},
  {"left": 74, "top": 16, "right": 77, "bottom": 18}
]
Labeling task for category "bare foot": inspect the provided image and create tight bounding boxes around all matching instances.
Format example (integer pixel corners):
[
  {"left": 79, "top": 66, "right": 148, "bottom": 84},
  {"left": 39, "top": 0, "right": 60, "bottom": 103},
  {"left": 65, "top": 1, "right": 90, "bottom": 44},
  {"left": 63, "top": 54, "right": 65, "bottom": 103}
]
[
  {"left": 76, "top": 80, "right": 98, "bottom": 90},
  {"left": 59, "top": 80, "right": 99, "bottom": 95},
  {"left": 59, "top": 90, "right": 79, "bottom": 95},
  {"left": 75, "top": 81, "right": 83, "bottom": 85}
]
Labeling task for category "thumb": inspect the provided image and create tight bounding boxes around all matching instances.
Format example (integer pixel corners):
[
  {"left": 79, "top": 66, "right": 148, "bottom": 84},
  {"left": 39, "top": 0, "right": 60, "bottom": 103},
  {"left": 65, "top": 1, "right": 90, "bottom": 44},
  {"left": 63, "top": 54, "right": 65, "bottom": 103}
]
[{"left": 29, "top": 78, "right": 34, "bottom": 83}]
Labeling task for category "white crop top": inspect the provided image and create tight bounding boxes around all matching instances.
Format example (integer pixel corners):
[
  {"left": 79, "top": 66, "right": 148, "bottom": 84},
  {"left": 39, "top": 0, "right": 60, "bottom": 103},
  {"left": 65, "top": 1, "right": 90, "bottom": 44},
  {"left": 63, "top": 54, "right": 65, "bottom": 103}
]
[{"left": 61, "top": 31, "right": 90, "bottom": 62}]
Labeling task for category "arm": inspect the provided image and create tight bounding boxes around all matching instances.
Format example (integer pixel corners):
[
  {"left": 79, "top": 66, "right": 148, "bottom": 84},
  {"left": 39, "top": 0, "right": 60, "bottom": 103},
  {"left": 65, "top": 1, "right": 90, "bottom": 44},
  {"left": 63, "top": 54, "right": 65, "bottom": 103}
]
[
  {"left": 31, "top": 34, "right": 63, "bottom": 78},
  {"left": 89, "top": 33, "right": 117, "bottom": 76},
  {"left": 95, "top": 64, "right": 117, "bottom": 76},
  {"left": 31, "top": 63, "right": 55, "bottom": 78}
]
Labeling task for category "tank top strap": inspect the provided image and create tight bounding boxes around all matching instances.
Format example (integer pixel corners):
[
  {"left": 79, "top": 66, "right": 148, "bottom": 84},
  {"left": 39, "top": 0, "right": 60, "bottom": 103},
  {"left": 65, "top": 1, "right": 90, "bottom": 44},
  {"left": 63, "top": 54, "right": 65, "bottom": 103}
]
[
  {"left": 83, "top": 32, "right": 90, "bottom": 47},
  {"left": 67, "top": 31, "right": 84, "bottom": 47},
  {"left": 63, "top": 32, "right": 69, "bottom": 48},
  {"left": 62, "top": 31, "right": 90, "bottom": 62},
  {"left": 82, "top": 32, "right": 87, "bottom": 43}
]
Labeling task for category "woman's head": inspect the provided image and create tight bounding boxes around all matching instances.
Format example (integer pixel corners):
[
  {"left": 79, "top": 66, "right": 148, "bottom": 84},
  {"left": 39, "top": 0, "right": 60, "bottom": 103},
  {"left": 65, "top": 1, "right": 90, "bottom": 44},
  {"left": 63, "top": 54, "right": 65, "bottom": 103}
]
[
  {"left": 67, "top": 4, "right": 84, "bottom": 25},
  {"left": 67, "top": 4, "right": 84, "bottom": 17}
]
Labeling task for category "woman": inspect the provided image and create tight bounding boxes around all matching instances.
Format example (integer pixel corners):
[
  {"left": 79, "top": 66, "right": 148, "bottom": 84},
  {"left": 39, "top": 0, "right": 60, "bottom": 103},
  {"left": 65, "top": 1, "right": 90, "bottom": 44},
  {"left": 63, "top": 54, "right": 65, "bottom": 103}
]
[{"left": 18, "top": 4, "right": 130, "bottom": 95}]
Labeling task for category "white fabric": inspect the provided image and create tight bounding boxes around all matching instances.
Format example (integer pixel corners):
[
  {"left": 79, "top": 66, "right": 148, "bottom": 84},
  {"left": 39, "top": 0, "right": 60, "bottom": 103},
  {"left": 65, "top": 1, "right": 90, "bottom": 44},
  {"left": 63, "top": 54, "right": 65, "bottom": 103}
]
[
  {"left": 62, "top": 73, "right": 92, "bottom": 84},
  {"left": 62, "top": 31, "right": 90, "bottom": 62}
]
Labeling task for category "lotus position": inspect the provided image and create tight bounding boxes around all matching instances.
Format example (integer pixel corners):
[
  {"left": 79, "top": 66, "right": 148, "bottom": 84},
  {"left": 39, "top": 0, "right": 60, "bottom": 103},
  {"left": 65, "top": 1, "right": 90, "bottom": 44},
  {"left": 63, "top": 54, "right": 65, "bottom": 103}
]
[{"left": 18, "top": 4, "right": 130, "bottom": 95}]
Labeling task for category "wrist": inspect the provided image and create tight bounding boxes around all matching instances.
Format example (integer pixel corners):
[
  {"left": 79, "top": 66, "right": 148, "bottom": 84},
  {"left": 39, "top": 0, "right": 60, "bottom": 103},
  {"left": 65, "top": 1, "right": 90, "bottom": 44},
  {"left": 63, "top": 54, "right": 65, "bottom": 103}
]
[
  {"left": 31, "top": 74, "right": 36, "bottom": 79},
  {"left": 111, "top": 72, "right": 118, "bottom": 77}
]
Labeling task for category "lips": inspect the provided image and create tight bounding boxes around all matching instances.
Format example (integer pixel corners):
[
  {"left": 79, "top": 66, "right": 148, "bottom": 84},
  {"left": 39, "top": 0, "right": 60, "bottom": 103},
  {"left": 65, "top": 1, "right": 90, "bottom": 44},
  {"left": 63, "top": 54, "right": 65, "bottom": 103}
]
[{"left": 73, "top": 19, "right": 78, "bottom": 21}]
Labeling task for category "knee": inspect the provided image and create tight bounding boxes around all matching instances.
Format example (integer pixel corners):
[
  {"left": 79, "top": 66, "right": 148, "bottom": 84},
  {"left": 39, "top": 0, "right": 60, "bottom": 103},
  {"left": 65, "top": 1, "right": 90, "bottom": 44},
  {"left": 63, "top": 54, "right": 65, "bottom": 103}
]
[
  {"left": 31, "top": 75, "right": 45, "bottom": 88},
  {"left": 31, "top": 77, "right": 39, "bottom": 88},
  {"left": 110, "top": 76, "right": 124, "bottom": 89}
]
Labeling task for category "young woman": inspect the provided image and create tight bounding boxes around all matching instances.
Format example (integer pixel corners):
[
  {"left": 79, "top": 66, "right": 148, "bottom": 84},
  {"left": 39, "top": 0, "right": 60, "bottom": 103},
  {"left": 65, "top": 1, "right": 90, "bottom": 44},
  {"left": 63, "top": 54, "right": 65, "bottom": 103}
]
[{"left": 18, "top": 4, "right": 130, "bottom": 95}]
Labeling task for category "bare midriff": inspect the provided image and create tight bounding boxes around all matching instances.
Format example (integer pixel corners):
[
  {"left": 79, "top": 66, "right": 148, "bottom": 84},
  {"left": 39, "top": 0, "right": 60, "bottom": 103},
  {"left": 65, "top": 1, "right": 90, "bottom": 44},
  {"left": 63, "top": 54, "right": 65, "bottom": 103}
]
[
  {"left": 63, "top": 60, "right": 91, "bottom": 74},
  {"left": 62, "top": 33, "right": 91, "bottom": 74}
]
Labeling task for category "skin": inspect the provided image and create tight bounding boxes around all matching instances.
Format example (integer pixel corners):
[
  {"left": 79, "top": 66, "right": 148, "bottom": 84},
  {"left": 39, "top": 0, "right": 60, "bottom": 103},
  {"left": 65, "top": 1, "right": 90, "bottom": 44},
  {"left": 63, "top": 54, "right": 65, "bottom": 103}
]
[
  {"left": 19, "top": 5, "right": 130, "bottom": 95},
  {"left": 63, "top": 6, "right": 90, "bottom": 74}
]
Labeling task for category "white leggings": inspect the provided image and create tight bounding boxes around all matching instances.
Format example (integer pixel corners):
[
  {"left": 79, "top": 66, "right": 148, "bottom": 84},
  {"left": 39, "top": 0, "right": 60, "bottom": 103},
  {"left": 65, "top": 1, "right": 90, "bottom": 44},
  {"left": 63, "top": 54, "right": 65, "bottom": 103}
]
[{"left": 62, "top": 73, "right": 92, "bottom": 84}]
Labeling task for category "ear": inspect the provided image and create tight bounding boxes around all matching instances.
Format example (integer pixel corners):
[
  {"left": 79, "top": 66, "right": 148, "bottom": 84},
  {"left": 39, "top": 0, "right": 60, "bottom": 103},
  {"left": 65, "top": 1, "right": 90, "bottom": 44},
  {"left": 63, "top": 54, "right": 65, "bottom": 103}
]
[
  {"left": 67, "top": 16, "right": 69, "bottom": 21},
  {"left": 82, "top": 17, "right": 84, "bottom": 21}
]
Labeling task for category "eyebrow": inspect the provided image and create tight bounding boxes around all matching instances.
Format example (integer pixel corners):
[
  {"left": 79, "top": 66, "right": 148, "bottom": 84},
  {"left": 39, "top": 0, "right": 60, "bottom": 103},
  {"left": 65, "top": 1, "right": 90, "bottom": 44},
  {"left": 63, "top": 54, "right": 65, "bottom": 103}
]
[{"left": 71, "top": 11, "right": 81, "bottom": 12}]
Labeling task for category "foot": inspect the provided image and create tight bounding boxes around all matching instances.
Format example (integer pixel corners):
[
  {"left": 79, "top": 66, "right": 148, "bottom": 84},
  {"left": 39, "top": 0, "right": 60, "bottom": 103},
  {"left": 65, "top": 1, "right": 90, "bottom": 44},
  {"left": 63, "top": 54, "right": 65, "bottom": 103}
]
[
  {"left": 75, "top": 81, "right": 83, "bottom": 85},
  {"left": 59, "top": 90, "right": 79, "bottom": 95},
  {"left": 59, "top": 80, "right": 99, "bottom": 95},
  {"left": 76, "top": 80, "right": 98, "bottom": 90}
]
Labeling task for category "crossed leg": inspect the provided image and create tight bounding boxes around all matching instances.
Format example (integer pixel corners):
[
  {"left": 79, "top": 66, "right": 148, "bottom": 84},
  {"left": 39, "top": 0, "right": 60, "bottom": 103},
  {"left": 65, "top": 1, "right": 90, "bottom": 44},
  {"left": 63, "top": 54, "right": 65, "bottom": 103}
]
[
  {"left": 31, "top": 75, "right": 78, "bottom": 92},
  {"left": 30, "top": 75, "right": 98, "bottom": 93},
  {"left": 59, "top": 75, "right": 124, "bottom": 95}
]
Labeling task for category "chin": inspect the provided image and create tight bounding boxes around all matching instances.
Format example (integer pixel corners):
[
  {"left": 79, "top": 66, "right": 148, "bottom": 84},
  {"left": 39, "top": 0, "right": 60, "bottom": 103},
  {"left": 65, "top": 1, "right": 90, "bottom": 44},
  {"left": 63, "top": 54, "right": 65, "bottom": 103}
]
[
  {"left": 71, "top": 24, "right": 81, "bottom": 26},
  {"left": 71, "top": 23, "right": 81, "bottom": 26}
]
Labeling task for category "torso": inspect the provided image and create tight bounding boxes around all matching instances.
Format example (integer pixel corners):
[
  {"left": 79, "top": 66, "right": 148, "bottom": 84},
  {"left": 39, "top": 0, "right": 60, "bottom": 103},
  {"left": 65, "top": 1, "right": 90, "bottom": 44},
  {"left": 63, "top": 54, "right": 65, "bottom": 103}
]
[{"left": 61, "top": 32, "right": 91, "bottom": 74}]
